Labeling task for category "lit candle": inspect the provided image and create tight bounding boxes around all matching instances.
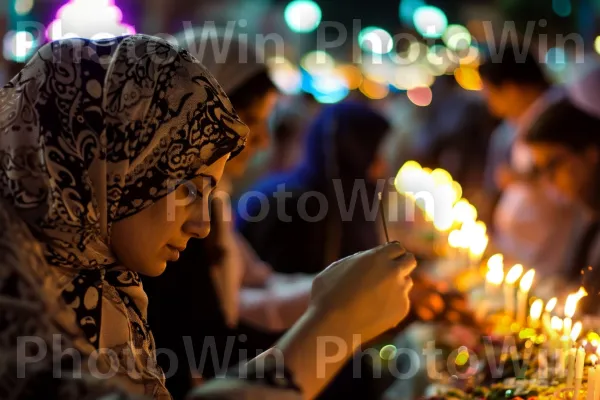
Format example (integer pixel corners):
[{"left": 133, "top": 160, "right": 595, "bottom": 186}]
[
  {"left": 485, "top": 265, "right": 504, "bottom": 295},
  {"left": 568, "top": 347, "right": 577, "bottom": 386},
  {"left": 517, "top": 269, "right": 535, "bottom": 327},
  {"left": 588, "top": 355, "right": 598, "bottom": 400},
  {"left": 576, "top": 347, "right": 586, "bottom": 398},
  {"left": 595, "top": 354, "right": 600, "bottom": 400},
  {"left": 587, "top": 363, "right": 596, "bottom": 400},
  {"left": 565, "top": 294, "right": 578, "bottom": 338},
  {"left": 542, "top": 297, "right": 557, "bottom": 335},
  {"left": 504, "top": 264, "right": 523, "bottom": 321},
  {"left": 559, "top": 336, "right": 570, "bottom": 378},
  {"left": 571, "top": 322, "right": 583, "bottom": 348},
  {"left": 529, "top": 298, "right": 544, "bottom": 329}
]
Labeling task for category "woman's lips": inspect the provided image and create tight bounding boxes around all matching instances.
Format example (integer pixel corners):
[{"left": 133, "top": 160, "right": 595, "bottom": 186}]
[{"left": 165, "top": 245, "right": 181, "bottom": 261}]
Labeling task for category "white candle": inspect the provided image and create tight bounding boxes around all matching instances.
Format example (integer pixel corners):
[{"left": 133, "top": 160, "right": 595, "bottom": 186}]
[
  {"left": 504, "top": 264, "right": 523, "bottom": 321},
  {"left": 542, "top": 297, "right": 557, "bottom": 335},
  {"left": 576, "top": 347, "right": 586, "bottom": 399},
  {"left": 594, "top": 360, "right": 600, "bottom": 400},
  {"left": 565, "top": 317, "right": 573, "bottom": 338},
  {"left": 568, "top": 347, "right": 577, "bottom": 387},
  {"left": 517, "top": 269, "right": 535, "bottom": 327},
  {"left": 588, "top": 365, "right": 596, "bottom": 400}
]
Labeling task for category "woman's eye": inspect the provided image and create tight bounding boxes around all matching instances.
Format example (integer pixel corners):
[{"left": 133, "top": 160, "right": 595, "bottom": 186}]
[{"left": 176, "top": 182, "right": 198, "bottom": 200}]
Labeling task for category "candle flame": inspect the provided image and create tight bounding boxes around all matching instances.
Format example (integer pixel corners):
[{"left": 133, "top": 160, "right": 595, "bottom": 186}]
[
  {"left": 574, "top": 286, "right": 588, "bottom": 301},
  {"left": 448, "top": 230, "right": 462, "bottom": 248},
  {"left": 519, "top": 269, "right": 535, "bottom": 292},
  {"left": 452, "top": 199, "right": 477, "bottom": 224},
  {"left": 551, "top": 316, "right": 563, "bottom": 331},
  {"left": 529, "top": 299, "right": 544, "bottom": 320},
  {"left": 565, "top": 294, "right": 579, "bottom": 319},
  {"left": 469, "top": 234, "right": 489, "bottom": 257},
  {"left": 486, "top": 267, "right": 504, "bottom": 285},
  {"left": 505, "top": 264, "right": 524, "bottom": 285},
  {"left": 487, "top": 254, "right": 504, "bottom": 270},
  {"left": 570, "top": 321, "right": 583, "bottom": 342},
  {"left": 545, "top": 297, "right": 557, "bottom": 313}
]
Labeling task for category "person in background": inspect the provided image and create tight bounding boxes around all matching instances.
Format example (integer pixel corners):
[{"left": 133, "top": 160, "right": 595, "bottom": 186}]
[
  {"left": 142, "top": 32, "right": 315, "bottom": 399},
  {"left": 478, "top": 44, "right": 583, "bottom": 275},
  {"left": 523, "top": 98, "right": 600, "bottom": 311}
]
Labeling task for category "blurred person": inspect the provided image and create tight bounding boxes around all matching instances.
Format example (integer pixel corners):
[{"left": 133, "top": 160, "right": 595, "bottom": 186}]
[
  {"left": 142, "top": 32, "right": 318, "bottom": 399},
  {"left": 523, "top": 98, "right": 600, "bottom": 310},
  {"left": 479, "top": 44, "right": 583, "bottom": 274},
  {"left": 412, "top": 75, "right": 498, "bottom": 204},
  {"left": 0, "top": 35, "right": 418, "bottom": 400}
]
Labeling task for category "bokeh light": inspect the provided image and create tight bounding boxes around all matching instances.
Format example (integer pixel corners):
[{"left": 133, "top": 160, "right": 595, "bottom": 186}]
[
  {"left": 595, "top": 36, "right": 600, "bottom": 54},
  {"left": 267, "top": 57, "right": 302, "bottom": 95},
  {"left": 336, "top": 64, "right": 363, "bottom": 90},
  {"left": 426, "top": 45, "right": 458, "bottom": 74},
  {"left": 284, "top": 0, "right": 322, "bottom": 33},
  {"left": 359, "top": 26, "right": 394, "bottom": 54},
  {"left": 15, "top": 0, "right": 34, "bottom": 15},
  {"left": 300, "top": 50, "right": 335, "bottom": 75},
  {"left": 399, "top": 0, "right": 425, "bottom": 25},
  {"left": 413, "top": 5, "right": 448, "bottom": 39},
  {"left": 407, "top": 86, "right": 432, "bottom": 106},
  {"left": 47, "top": 0, "right": 134, "bottom": 40},
  {"left": 454, "top": 66, "right": 482, "bottom": 91},
  {"left": 442, "top": 25, "right": 471, "bottom": 51},
  {"left": 395, "top": 64, "right": 434, "bottom": 90},
  {"left": 311, "top": 73, "right": 350, "bottom": 104},
  {"left": 3, "top": 30, "right": 37, "bottom": 62},
  {"left": 552, "top": 0, "right": 572, "bottom": 17},
  {"left": 544, "top": 47, "right": 567, "bottom": 72},
  {"left": 359, "top": 77, "right": 389, "bottom": 99}
]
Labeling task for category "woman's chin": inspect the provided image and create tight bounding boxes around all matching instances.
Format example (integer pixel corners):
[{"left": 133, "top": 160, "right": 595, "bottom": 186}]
[{"left": 136, "top": 261, "right": 168, "bottom": 277}]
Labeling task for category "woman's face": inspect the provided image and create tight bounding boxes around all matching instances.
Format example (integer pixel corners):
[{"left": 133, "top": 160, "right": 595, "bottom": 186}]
[
  {"left": 110, "top": 154, "right": 229, "bottom": 276},
  {"left": 528, "top": 142, "right": 598, "bottom": 207},
  {"left": 224, "top": 89, "right": 278, "bottom": 177}
]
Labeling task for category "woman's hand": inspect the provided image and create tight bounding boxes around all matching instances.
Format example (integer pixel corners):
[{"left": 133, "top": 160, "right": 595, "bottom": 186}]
[{"left": 310, "top": 241, "right": 416, "bottom": 346}]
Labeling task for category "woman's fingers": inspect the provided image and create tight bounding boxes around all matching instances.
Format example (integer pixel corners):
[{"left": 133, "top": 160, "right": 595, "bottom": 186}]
[{"left": 393, "top": 253, "right": 417, "bottom": 277}]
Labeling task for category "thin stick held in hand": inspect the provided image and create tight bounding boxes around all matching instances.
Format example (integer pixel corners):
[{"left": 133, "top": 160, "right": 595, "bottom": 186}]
[{"left": 378, "top": 192, "right": 390, "bottom": 243}]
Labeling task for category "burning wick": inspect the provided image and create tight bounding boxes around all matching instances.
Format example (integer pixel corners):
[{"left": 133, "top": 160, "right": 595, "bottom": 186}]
[{"left": 378, "top": 192, "right": 390, "bottom": 243}]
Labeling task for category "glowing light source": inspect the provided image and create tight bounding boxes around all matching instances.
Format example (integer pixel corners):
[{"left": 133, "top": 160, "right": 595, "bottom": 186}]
[
  {"left": 505, "top": 264, "right": 524, "bottom": 285},
  {"left": 544, "top": 47, "right": 567, "bottom": 72},
  {"left": 47, "top": 0, "right": 135, "bottom": 40},
  {"left": 359, "top": 27, "right": 393, "bottom": 55},
  {"left": 3, "top": 30, "right": 37, "bottom": 62},
  {"left": 284, "top": 0, "right": 322, "bottom": 33},
  {"left": 454, "top": 66, "right": 482, "bottom": 91},
  {"left": 395, "top": 65, "right": 434, "bottom": 90},
  {"left": 442, "top": 24, "right": 471, "bottom": 51},
  {"left": 311, "top": 73, "right": 350, "bottom": 104},
  {"left": 15, "top": 0, "right": 34, "bottom": 15},
  {"left": 267, "top": 57, "right": 302, "bottom": 95},
  {"left": 545, "top": 297, "right": 558, "bottom": 313},
  {"left": 359, "top": 78, "right": 389, "bottom": 99},
  {"left": 552, "top": 0, "right": 572, "bottom": 17},
  {"left": 399, "top": 0, "right": 425, "bottom": 25},
  {"left": 413, "top": 6, "right": 448, "bottom": 39},
  {"left": 530, "top": 299, "right": 544, "bottom": 321},
  {"left": 487, "top": 254, "right": 504, "bottom": 271},
  {"left": 300, "top": 51, "right": 335, "bottom": 75},
  {"left": 570, "top": 321, "right": 583, "bottom": 342},
  {"left": 595, "top": 36, "right": 600, "bottom": 55},
  {"left": 379, "top": 344, "right": 398, "bottom": 360},
  {"left": 407, "top": 86, "right": 432, "bottom": 106},
  {"left": 336, "top": 65, "right": 363, "bottom": 90},
  {"left": 519, "top": 269, "right": 535, "bottom": 292}
]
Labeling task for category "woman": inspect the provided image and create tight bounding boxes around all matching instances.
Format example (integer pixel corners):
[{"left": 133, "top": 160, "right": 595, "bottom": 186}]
[
  {"left": 523, "top": 97, "right": 600, "bottom": 309},
  {"left": 143, "top": 33, "right": 314, "bottom": 399},
  {"left": 0, "top": 35, "right": 416, "bottom": 399}
]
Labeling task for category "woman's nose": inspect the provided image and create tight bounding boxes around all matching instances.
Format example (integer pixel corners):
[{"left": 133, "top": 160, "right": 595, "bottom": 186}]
[{"left": 183, "top": 197, "right": 211, "bottom": 239}]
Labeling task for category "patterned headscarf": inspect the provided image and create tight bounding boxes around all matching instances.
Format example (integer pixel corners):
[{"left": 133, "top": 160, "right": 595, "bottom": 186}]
[{"left": 0, "top": 34, "right": 248, "bottom": 397}]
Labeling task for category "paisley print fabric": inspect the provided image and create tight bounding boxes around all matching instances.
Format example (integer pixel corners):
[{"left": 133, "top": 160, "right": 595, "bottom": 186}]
[{"left": 0, "top": 34, "right": 248, "bottom": 397}]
